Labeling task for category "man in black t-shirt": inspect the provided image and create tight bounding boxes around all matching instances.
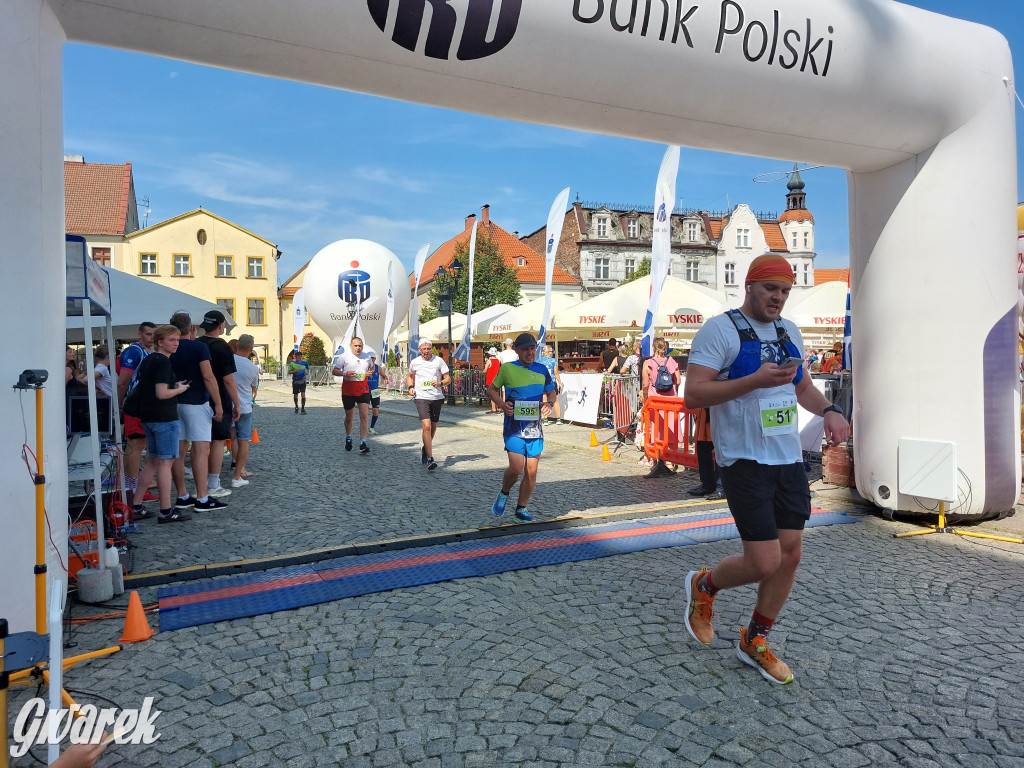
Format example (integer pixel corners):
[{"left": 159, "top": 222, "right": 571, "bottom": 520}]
[
  {"left": 601, "top": 339, "right": 619, "bottom": 372},
  {"left": 169, "top": 312, "right": 225, "bottom": 512},
  {"left": 197, "top": 310, "right": 241, "bottom": 498}
]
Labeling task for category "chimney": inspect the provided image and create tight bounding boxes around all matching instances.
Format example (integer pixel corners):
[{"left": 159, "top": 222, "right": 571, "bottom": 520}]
[
  {"left": 465, "top": 213, "right": 476, "bottom": 231},
  {"left": 481, "top": 204, "right": 490, "bottom": 226}
]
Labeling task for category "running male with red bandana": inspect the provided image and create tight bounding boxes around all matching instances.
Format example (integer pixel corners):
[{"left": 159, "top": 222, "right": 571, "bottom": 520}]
[{"left": 683, "top": 254, "right": 850, "bottom": 684}]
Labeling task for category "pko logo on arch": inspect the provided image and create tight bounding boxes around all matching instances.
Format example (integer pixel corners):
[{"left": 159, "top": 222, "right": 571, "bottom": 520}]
[{"left": 367, "top": 0, "right": 523, "bottom": 61}]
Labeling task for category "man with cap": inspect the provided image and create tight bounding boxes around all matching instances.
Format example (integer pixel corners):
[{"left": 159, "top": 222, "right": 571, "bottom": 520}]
[
  {"left": 196, "top": 309, "right": 241, "bottom": 498},
  {"left": 406, "top": 339, "right": 450, "bottom": 470},
  {"left": 288, "top": 349, "right": 309, "bottom": 414},
  {"left": 486, "top": 333, "right": 557, "bottom": 523},
  {"left": 682, "top": 254, "right": 850, "bottom": 685}
]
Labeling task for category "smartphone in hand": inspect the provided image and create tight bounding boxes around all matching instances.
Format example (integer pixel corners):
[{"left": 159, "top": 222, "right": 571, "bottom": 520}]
[{"left": 778, "top": 357, "right": 803, "bottom": 369}]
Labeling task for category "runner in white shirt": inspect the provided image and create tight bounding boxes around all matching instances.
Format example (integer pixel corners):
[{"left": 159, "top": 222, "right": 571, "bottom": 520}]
[
  {"left": 406, "top": 339, "right": 450, "bottom": 471},
  {"left": 331, "top": 337, "right": 374, "bottom": 453}
]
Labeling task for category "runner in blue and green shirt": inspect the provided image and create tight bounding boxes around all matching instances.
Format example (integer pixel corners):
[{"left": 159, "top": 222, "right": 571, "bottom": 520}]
[{"left": 486, "top": 333, "right": 557, "bottom": 523}]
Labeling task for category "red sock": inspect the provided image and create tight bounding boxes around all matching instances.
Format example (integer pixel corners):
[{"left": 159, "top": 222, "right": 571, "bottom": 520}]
[
  {"left": 747, "top": 610, "right": 775, "bottom": 641},
  {"left": 698, "top": 571, "right": 719, "bottom": 596}
]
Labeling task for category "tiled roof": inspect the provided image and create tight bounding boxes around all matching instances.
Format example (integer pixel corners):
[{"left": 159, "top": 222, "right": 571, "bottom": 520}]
[
  {"left": 814, "top": 268, "right": 850, "bottom": 285},
  {"left": 412, "top": 211, "right": 581, "bottom": 291},
  {"left": 779, "top": 208, "right": 814, "bottom": 223},
  {"left": 64, "top": 160, "right": 134, "bottom": 235},
  {"left": 707, "top": 218, "right": 724, "bottom": 240},
  {"left": 760, "top": 222, "right": 787, "bottom": 251}
]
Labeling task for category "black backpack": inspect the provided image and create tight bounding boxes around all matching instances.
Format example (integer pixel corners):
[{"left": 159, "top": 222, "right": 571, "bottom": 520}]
[{"left": 653, "top": 359, "right": 674, "bottom": 393}]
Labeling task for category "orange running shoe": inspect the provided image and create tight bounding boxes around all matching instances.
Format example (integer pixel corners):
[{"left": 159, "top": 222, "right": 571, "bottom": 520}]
[
  {"left": 737, "top": 628, "right": 794, "bottom": 685},
  {"left": 683, "top": 568, "right": 715, "bottom": 645}
]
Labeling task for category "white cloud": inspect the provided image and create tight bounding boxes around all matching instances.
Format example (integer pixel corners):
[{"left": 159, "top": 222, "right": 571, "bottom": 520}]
[{"left": 351, "top": 166, "right": 430, "bottom": 194}]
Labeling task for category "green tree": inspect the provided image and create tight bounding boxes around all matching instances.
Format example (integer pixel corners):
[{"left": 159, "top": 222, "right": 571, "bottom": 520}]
[
  {"left": 620, "top": 256, "right": 651, "bottom": 284},
  {"left": 299, "top": 333, "right": 328, "bottom": 367},
  {"left": 428, "top": 233, "right": 521, "bottom": 316},
  {"left": 419, "top": 304, "right": 438, "bottom": 324}
]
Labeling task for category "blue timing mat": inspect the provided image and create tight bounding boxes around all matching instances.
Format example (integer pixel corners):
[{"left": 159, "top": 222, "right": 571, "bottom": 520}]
[{"left": 158, "top": 508, "right": 857, "bottom": 631}]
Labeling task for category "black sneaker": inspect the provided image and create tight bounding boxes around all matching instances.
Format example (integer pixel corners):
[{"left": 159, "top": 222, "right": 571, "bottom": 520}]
[
  {"left": 687, "top": 485, "right": 715, "bottom": 496},
  {"left": 421, "top": 446, "right": 428, "bottom": 465},
  {"left": 359, "top": 442, "right": 370, "bottom": 454},
  {"left": 705, "top": 488, "right": 727, "bottom": 501},
  {"left": 132, "top": 504, "right": 155, "bottom": 520},
  {"left": 346, "top": 437, "right": 353, "bottom": 452},
  {"left": 158, "top": 509, "right": 192, "bottom": 524},
  {"left": 195, "top": 498, "right": 228, "bottom": 511},
  {"left": 175, "top": 495, "right": 198, "bottom": 509},
  {"left": 295, "top": 406, "right": 299, "bottom": 413},
  {"left": 301, "top": 408, "right": 307, "bottom": 415},
  {"left": 427, "top": 458, "right": 437, "bottom": 471}
]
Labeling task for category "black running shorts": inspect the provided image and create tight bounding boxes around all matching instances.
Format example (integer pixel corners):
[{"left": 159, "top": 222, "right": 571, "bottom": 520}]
[
  {"left": 342, "top": 392, "right": 372, "bottom": 410},
  {"left": 292, "top": 380, "right": 307, "bottom": 395},
  {"left": 414, "top": 398, "right": 443, "bottom": 423},
  {"left": 718, "top": 460, "right": 811, "bottom": 541}
]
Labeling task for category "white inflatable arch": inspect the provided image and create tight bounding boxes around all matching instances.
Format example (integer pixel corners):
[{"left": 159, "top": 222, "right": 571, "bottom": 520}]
[{"left": 2, "top": 0, "right": 1017, "bottom": 631}]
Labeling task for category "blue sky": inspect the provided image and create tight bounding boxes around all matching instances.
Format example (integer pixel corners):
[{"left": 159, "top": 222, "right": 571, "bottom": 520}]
[{"left": 63, "top": 0, "right": 1022, "bottom": 283}]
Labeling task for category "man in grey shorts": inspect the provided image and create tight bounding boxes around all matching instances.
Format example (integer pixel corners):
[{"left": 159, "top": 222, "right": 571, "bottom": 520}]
[{"left": 406, "top": 339, "right": 450, "bottom": 471}]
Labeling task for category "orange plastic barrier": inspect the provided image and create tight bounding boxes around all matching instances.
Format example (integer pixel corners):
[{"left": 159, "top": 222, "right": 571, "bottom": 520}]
[{"left": 641, "top": 395, "right": 700, "bottom": 469}]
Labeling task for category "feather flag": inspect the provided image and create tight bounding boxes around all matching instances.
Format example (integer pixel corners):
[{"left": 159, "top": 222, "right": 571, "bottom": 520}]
[
  {"left": 292, "top": 288, "right": 306, "bottom": 352},
  {"left": 453, "top": 221, "right": 478, "bottom": 361},
  {"left": 407, "top": 243, "right": 431, "bottom": 361},
  {"left": 538, "top": 187, "right": 571, "bottom": 348},
  {"left": 642, "top": 146, "right": 680, "bottom": 357},
  {"left": 382, "top": 261, "right": 395, "bottom": 363},
  {"left": 842, "top": 283, "right": 852, "bottom": 371}
]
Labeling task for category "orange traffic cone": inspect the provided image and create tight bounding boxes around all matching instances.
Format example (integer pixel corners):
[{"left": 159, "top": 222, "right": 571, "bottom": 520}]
[
  {"left": 601, "top": 444, "right": 612, "bottom": 461},
  {"left": 590, "top": 431, "right": 599, "bottom": 447},
  {"left": 251, "top": 429, "right": 260, "bottom": 444},
  {"left": 119, "top": 590, "right": 154, "bottom": 643}
]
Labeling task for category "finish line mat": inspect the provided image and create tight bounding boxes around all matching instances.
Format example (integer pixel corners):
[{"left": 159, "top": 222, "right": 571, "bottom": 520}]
[{"left": 157, "top": 508, "right": 856, "bottom": 631}]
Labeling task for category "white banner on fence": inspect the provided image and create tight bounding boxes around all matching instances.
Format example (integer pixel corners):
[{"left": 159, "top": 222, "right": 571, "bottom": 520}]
[{"left": 560, "top": 372, "right": 603, "bottom": 426}]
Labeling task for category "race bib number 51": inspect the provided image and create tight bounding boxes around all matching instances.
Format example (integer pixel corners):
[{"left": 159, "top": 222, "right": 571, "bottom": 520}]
[{"left": 759, "top": 395, "right": 797, "bottom": 436}]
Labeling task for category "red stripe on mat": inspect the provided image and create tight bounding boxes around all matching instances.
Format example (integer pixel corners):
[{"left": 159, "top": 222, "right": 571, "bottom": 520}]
[{"left": 162, "top": 508, "right": 833, "bottom": 609}]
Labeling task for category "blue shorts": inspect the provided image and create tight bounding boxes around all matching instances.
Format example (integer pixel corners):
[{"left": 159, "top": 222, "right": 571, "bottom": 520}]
[
  {"left": 143, "top": 421, "right": 180, "bottom": 460},
  {"left": 234, "top": 411, "right": 253, "bottom": 441},
  {"left": 504, "top": 435, "right": 544, "bottom": 458}
]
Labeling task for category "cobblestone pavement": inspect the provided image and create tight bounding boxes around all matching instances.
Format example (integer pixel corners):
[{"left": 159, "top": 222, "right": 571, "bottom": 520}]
[{"left": 15, "top": 382, "right": 1024, "bottom": 767}]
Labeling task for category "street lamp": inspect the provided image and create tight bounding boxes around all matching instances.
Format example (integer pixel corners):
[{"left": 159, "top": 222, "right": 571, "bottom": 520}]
[{"left": 434, "top": 257, "right": 463, "bottom": 405}]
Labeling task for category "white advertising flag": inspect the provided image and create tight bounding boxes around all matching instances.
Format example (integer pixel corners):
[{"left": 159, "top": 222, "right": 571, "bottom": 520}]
[
  {"left": 642, "top": 145, "right": 680, "bottom": 357},
  {"left": 408, "top": 243, "right": 431, "bottom": 361},
  {"left": 453, "top": 222, "right": 477, "bottom": 361},
  {"left": 292, "top": 287, "right": 306, "bottom": 352},
  {"left": 382, "top": 261, "right": 395, "bottom": 363},
  {"left": 538, "top": 186, "right": 571, "bottom": 348}
]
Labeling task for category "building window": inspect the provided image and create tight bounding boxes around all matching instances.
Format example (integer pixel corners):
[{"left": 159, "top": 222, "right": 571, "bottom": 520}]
[
  {"left": 724, "top": 262, "right": 736, "bottom": 285},
  {"left": 596, "top": 217, "right": 608, "bottom": 238},
  {"left": 516, "top": 257, "right": 525, "bottom": 267},
  {"left": 139, "top": 253, "right": 157, "bottom": 275},
  {"left": 197, "top": 229, "right": 207, "bottom": 245},
  {"left": 593, "top": 258, "right": 609, "bottom": 280},
  {"left": 688, "top": 222, "right": 698, "bottom": 242},
  {"left": 247, "top": 298, "right": 265, "bottom": 326},
  {"left": 173, "top": 254, "right": 191, "bottom": 276},
  {"left": 685, "top": 261, "right": 699, "bottom": 281},
  {"left": 803, "top": 232, "right": 810, "bottom": 248},
  {"left": 736, "top": 228, "right": 750, "bottom": 248},
  {"left": 217, "top": 256, "right": 233, "bottom": 277},
  {"left": 803, "top": 264, "right": 810, "bottom": 285},
  {"left": 792, "top": 232, "right": 798, "bottom": 248},
  {"left": 625, "top": 258, "right": 636, "bottom": 278},
  {"left": 91, "top": 247, "right": 111, "bottom": 266},
  {"left": 216, "top": 298, "right": 235, "bottom": 321},
  {"left": 248, "top": 257, "right": 264, "bottom": 278},
  {"left": 666, "top": 261, "right": 672, "bottom": 276},
  {"left": 627, "top": 218, "right": 638, "bottom": 238}
]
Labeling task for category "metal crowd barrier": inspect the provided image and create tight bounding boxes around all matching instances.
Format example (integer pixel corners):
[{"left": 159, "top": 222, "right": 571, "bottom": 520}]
[
  {"left": 640, "top": 394, "right": 700, "bottom": 469},
  {"left": 598, "top": 374, "right": 642, "bottom": 431}
]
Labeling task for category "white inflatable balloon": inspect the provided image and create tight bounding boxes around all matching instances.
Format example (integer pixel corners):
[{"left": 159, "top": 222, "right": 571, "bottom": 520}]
[{"left": 304, "top": 239, "right": 411, "bottom": 355}]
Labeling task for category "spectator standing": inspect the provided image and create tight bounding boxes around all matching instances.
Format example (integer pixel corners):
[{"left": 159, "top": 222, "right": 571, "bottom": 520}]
[
  {"left": 537, "top": 344, "right": 564, "bottom": 425},
  {"left": 168, "top": 311, "right": 225, "bottom": 512},
  {"left": 641, "top": 337, "right": 681, "bottom": 478},
  {"left": 484, "top": 347, "right": 502, "bottom": 414},
  {"left": 230, "top": 334, "right": 260, "bottom": 487},
  {"left": 499, "top": 338, "right": 518, "bottom": 364},
  {"left": 601, "top": 339, "right": 619, "bottom": 372},
  {"left": 92, "top": 345, "right": 113, "bottom": 397},
  {"left": 116, "top": 322, "right": 155, "bottom": 501},
  {"left": 131, "top": 324, "right": 191, "bottom": 523},
  {"left": 196, "top": 310, "right": 241, "bottom": 498}
]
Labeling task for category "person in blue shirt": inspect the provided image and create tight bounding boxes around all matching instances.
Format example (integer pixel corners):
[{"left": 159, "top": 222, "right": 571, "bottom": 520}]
[
  {"left": 366, "top": 348, "right": 383, "bottom": 434},
  {"left": 288, "top": 349, "right": 310, "bottom": 414},
  {"left": 536, "top": 344, "right": 564, "bottom": 425},
  {"left": 486, "top": 333, "right": 556, "bottom": 523}
]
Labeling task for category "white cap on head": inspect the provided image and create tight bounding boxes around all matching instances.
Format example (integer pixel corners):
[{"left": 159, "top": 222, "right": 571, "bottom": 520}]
[
  {"left": 504, "top": 338, "right": 513, "bottom": 346},
  {"left": 487, "top": 347, "right": 498, "bottom": 355}
]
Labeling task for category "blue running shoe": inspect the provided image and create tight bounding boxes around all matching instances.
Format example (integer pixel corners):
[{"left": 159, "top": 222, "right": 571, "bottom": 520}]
[
  {"left": 421, "top": 446, "right": 429, "bottom": 465},
  {"left": 514, "top": 507, "right": 534, "bottom": 523},
  {"left": 491, "top": 491, "right": 509, "bottom": 517}
]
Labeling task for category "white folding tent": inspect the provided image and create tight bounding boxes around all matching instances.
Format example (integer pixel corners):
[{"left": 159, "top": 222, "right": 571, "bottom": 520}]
[
  {"left": 784, "top": 281, "right": 849, "bottom": 330},
  {"left": 480, "top": 294, "right": 583, "bottom": 342}
]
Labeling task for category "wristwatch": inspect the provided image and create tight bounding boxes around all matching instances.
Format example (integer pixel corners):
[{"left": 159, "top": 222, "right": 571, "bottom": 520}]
[{"left": 822, "top": 404, "right": 843, "bottom": 417}]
